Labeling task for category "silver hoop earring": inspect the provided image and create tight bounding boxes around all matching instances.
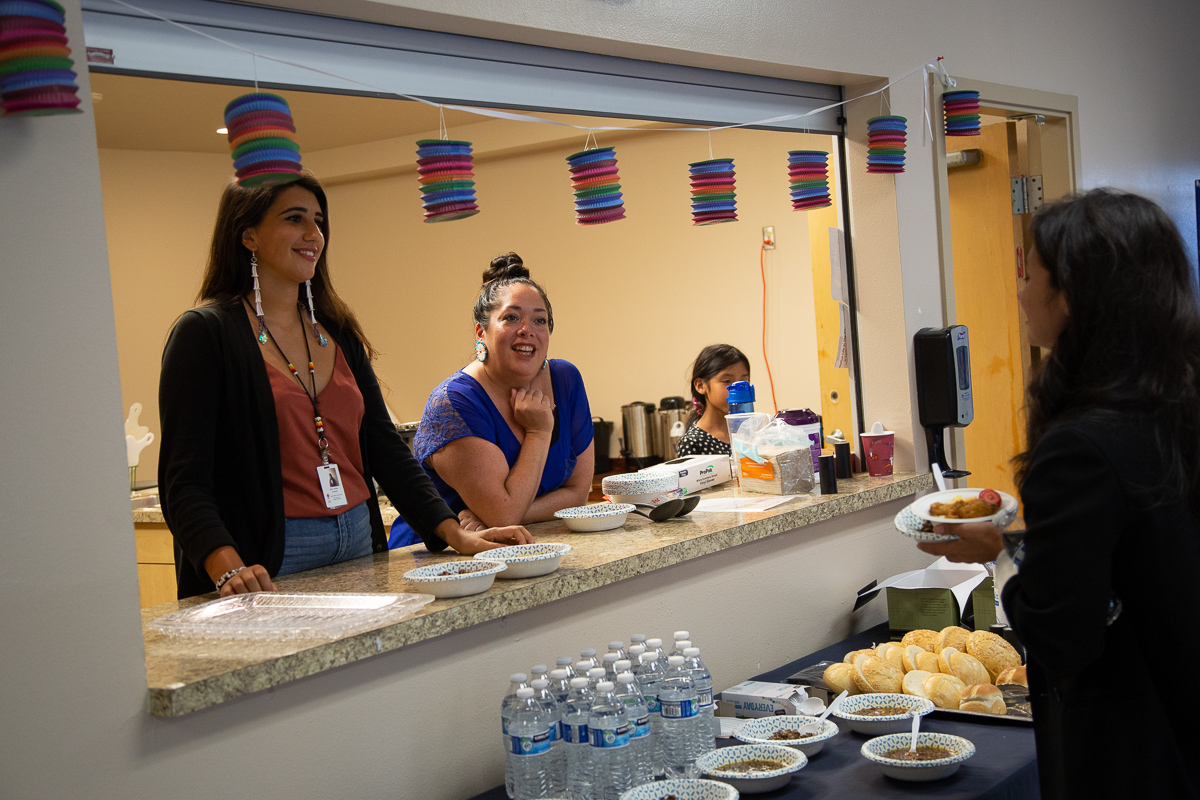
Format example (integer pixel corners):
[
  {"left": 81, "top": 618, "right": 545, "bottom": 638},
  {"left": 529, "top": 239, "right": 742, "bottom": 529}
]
[
  {"left": 250, "top": 252, "right": 267, "bottom": 344},
  {"left": 474, "top": 341, "right": 488, "bottom": 363}
]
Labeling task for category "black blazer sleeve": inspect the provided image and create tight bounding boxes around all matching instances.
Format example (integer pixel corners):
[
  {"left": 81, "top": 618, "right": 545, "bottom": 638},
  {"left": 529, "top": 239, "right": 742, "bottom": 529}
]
[
  {"left": 340, "top": 333, "right": 455, "bottom": 552},
  {"left": 158, "top": 309, "right": 238, "bottom": 574},
  {"left": 1001, "top": 422, "right": 1127, "bottom": 681}
]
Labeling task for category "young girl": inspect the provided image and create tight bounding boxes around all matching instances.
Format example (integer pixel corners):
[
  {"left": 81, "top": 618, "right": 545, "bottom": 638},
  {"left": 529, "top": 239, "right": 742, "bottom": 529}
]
[{"left": 675, "top": 344, "right": 750, "bottom": 456}]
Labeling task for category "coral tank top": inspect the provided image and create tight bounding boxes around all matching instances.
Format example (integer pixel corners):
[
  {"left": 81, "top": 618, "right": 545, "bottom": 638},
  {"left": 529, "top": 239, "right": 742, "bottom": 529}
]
[{"left": 266, "top": 346, "right": 371, "bottom": 518}]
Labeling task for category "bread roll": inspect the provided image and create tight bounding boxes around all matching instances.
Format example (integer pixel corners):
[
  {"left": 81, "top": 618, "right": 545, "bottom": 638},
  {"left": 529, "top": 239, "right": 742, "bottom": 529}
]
[
  {"left": 947, "top": 651, "right": 991, "bottom": 686},
  {"left": 937, "top": 646, "right": 958, "bottom": 675},
  {"left": 937, "top": 625, "right": 971, "bottom": 654},
  {"left": 966, "top": 630, "right": 1022, "bottom": 682},
  {"left": 844, "top": 648, "right": 876, "bottom": 666},
  {"left": 822, "top": 662, "right": 860, "bottom": 695},
  {"left": 996, "top": 666, "right": 1028, "bottom": 688},
  {"left": 923, "top": 673, "right": 967, "bottom": 709},
  {"left": 876, "top": 642, "right": 905, "bottom": 670},
  {"left": 959, "top": 683, "right": 1006, "bottom": 715},
  {"left": 902, "top": 669, "right": 933, "bottom": 698},
  {"left": 900, "top": 629, "right": 940, "bottom": 653},
  {"left": 852, "top": 653, "right": 904, "bottom": 694}
]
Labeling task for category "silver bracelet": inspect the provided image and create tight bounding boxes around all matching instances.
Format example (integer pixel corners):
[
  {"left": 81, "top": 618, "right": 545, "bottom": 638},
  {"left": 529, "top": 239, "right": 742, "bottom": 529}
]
[{"left": 214, "top": 566, "right": 245, "bottom": 592}]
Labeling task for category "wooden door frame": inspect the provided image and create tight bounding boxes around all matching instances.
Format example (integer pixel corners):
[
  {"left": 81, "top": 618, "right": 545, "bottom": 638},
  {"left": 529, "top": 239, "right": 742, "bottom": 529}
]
[{"left": 929, "top": 78, "right": 1081, "bottom": 483}]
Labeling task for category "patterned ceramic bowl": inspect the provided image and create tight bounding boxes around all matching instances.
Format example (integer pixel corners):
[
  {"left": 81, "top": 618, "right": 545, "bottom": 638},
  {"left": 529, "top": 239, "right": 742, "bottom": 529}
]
[
  {"left": 402, "top": 559, "right": 506, "bottom": 598},
  {"left": 733, "top": 714, "right": 840, "bottom": 757},
  {"left": 861, "top": 731, "right": 975, "bottom": 782},
  {"left": 554, "top": 503, "right": 635, "bottom": 532},
  {"left": 619, "top": 778, "right": 739, "bottom": 800},
  {"left": 832, "top": 693, "right": 935, "bottom": 735},
  {"left": 601, "top": 470, "right": 680, "bottom": 496},
  {"left": 697, "top": 743, "right": 807, "bottom": 794},
  {"left": 472, "top": 542, "right": 571, "bottom": 579}
]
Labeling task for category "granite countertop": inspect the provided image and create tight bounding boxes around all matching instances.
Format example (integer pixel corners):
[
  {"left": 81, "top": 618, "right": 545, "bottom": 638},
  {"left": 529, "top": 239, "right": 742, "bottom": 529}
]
[{"left": 139, "top": 472, "right": 930, "bottom": 717}]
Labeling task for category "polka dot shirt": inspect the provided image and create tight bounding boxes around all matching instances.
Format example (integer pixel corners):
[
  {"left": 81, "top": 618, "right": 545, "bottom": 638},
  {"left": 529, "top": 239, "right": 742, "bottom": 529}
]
[{"left": 675, "top": 423, "right": 731, "bottom": 457}]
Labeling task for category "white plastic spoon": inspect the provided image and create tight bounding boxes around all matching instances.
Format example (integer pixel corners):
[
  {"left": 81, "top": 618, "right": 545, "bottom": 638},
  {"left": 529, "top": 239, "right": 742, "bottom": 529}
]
[
  {"left": 932, "top": 462, "right": 947, "bottom": 492},
  {"left": 909, "top": 711, "right": 921, "bottom": 753},
  {"left": 797, "top": 689, "right": 847, "bottom": 735}
]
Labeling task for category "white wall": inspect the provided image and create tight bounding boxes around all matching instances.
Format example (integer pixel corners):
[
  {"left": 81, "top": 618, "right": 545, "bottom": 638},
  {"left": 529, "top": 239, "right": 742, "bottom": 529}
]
[{"left": 3, "top": 0, "right": 1198, "bottom": 797}]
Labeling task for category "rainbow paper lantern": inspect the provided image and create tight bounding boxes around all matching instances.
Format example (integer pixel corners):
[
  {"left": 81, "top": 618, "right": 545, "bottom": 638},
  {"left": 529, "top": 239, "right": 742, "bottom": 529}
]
[
  {"left": 788, "top": 150, "right": 832, "bottom": 211},
  {"left": 415, "top": 139, "right": 479, "bottom": 223},
  {"left": 688, "top": 158, "right": 737, "bottom": 225},
  {"left": 566, "top": 147, "right": 625, "bottom": 225},
  {"left": 867, "top": 115, "right": 907, "bottom": 174},
  {"left": 224, "top": 92, "right": 304, "bottom": 187},
  {"left": 0, "top": 0, "right": 82, "bottom": 117},
  {"left": 943, "top": 90, "right": 981, "bottom": 137}
]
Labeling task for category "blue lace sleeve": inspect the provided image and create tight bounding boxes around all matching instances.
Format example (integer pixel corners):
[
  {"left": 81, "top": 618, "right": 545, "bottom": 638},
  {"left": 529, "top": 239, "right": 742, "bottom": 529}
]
[{"left": 412, "top": 376, "right": 473, "bottom": 466}]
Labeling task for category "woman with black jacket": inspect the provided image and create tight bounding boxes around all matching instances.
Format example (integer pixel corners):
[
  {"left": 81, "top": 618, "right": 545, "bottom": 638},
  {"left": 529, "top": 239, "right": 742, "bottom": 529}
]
[
  {"left": 159, "top": 173, "right": 531, "bottom": 599},
  {"left": 919, "top": 189, "right": 1200, "bottom": 798}
]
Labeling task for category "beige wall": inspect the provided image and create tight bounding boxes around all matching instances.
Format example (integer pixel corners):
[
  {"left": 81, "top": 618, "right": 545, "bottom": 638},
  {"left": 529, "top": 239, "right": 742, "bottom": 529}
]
[{"left": 103, "top": 123, "right": 835, "bottom": 478}]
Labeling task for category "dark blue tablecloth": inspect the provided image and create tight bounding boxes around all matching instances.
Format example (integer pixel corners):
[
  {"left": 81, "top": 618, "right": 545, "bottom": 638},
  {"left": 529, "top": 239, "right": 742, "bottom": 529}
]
[{"left": 471, "top": 624, "right": 1039, "bottom": 800}]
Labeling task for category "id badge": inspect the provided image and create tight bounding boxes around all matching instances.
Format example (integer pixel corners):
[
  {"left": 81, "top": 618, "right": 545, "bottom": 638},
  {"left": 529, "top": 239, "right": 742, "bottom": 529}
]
[{"left": 317, "top": 463, "right": 348, "bottom": 510}]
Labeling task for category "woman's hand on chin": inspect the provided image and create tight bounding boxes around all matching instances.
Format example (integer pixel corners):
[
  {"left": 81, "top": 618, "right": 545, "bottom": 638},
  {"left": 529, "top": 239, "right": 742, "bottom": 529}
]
[
  {"left": 511, "top": 387, "right": 554, "bottom": 435},
  {"left": 917, "top": 521, "right": 1004, "bottom": 564},
  {"left": 440, "top": 519, "right": 535, "bottom": 554}
]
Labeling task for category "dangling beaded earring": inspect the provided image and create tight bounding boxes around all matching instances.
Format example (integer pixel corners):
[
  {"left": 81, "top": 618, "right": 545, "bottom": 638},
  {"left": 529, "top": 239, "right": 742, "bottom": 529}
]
[
  {"left": 474, "top": 341, "right": 488, "bottom": 362},
  {"left": 542, "top": 359, "right": 548, "bottom": 371},
  {"left": 250, "top": 252, "right": 268, "bottom": 344},
  {"left": 305, "top": 279, "right": 328, "bottom": 347}
]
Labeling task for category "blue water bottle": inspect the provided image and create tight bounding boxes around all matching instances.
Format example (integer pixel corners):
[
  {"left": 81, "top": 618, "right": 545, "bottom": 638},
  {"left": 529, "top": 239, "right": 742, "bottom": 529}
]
[{"left": 726, "top": 381, "right": 756, "bottom": 414}]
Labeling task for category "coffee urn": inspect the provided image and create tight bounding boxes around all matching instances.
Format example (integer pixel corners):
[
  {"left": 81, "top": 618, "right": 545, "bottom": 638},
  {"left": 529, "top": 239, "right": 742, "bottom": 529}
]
[
  {"left": 621, "top": 402, "right": 661, "bottom": 470},
  {"left": 655, "top": 396, "right": 689, "bottom": 461}
]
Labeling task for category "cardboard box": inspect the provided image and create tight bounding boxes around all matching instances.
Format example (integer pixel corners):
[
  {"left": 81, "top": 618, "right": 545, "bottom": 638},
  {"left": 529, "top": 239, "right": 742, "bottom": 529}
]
[
  {"left": 856, "top": 557, "right": 990, "bottom": 635},
  {"left": 639, "top": 453, "right": 734, "bottom": 495},
  {"left": 719, "top": 680, "right": 810, "bottom": 718},
  {"left": 971, "top": 576, "right": 997, "bottom": 631}
]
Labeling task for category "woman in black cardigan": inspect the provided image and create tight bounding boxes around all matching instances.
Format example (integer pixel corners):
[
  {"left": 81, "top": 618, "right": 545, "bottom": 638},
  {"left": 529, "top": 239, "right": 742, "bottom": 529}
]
[
  {"left": 920, "top": 190, "right": 1200, "bottom": 798},
  {"left": 160, "top": 173, "right": 531, "bottom": 599}
]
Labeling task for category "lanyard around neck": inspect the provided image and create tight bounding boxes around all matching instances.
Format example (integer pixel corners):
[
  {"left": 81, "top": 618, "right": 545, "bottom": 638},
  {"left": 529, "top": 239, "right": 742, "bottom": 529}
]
[{"left": 261, "top": 303, "right": 331, "bottom": 465}]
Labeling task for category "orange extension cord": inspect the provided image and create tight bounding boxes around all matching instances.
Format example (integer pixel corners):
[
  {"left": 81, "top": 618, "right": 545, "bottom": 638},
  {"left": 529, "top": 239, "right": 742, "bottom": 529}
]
[{"left": 760, "top": 242, "right": 779, "bottom": 413}]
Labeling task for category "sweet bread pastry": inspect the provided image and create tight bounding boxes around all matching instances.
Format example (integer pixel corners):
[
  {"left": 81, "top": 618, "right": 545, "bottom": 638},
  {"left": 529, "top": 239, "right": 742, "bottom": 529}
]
[
  {"left": 844, "top": 647, "right": 876, "bottom": 666},
  {"left": 900, "top": 629, "right": 940, "bottom": 653},
  {"left": 996, "top": 665, "right": 1028, "bottom": 688},
  {"left": 852, "top": 653, "right": 904, "bottom": 694},
  {"left": 901, "top": 645, "right": 939, "bottom": 673},
  {"left": 822, "top": 662, "right": 860, "bottom": 695},
  {"left": 947, "top": 651, "right": 991, "bottom": 686},
  {"left": 901, "top": 669, "right": 933, "bottom": 698},
  {"left": 937, "top": 625, "right": 971, "bottom": 654},
  {"left": 959, "top": 683, "right": 1006, "bottom": 715},
  {"left": 923, "top": 673, "right": 967, "bottom": 709},
  {"left": 966, "top": 630, "right": 1022, "bottom": 682}
]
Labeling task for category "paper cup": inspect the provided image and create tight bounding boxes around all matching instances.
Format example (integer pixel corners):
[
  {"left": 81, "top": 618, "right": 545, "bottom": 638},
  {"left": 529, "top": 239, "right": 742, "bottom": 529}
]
[{"left": 860, "top": 427, "right": 895, "bottom": 476}]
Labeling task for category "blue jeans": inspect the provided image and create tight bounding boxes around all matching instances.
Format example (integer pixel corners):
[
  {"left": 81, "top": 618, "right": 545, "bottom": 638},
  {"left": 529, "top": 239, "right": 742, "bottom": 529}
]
[{"left": 278, "top": 501, "right": 373, "bottom": 576}]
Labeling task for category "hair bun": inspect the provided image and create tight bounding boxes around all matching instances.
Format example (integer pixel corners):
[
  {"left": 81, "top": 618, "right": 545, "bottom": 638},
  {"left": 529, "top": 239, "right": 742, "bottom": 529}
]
[{"left": 483, "top": 252, "right": 529, "bottom": 284}]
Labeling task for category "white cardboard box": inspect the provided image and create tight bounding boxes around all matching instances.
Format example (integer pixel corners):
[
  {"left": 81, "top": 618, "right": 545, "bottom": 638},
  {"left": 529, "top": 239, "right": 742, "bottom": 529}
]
[
  {"left": 719, "top": 680, "right": 810, "bottom": 718},
  {"left": 639, "top": 453, "right": 734, "bottom": 495}
]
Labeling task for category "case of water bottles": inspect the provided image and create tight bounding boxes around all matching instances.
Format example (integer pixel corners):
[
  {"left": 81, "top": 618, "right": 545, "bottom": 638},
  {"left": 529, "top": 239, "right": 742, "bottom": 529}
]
[{"left": 500, "top": 631, "right": 717, "bottom": 800}]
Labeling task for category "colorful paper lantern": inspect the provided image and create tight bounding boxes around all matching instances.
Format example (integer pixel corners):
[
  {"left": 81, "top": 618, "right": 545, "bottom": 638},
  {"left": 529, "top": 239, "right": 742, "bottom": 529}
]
[
  {"left": 787, "top": 150, "right": 832, "bottom": 211},
  {"left": 943, "top": 90, "right": 981, "bottom": 137},
  {"left": 414, "top": 139, "right": 479, "bottom": 223},
  {"left": 0, "top": 0, "right": 82, "bottom": 117},
  {"left": 866, "top": 115, "right": 907, "bottom": 174},
  {"left": 224, "top": 92, "right": 304, "bottom": 187},
  {"left": 566, "top": 147, "right": 625, "bottom": 225},
  {"left": 688, "top": 158, "right": 737, "bottom": 225}
]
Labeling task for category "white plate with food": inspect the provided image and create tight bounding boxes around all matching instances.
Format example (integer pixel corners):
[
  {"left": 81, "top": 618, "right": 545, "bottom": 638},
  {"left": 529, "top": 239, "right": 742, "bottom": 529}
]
[{"left": 909, "top": 488, "right": 1018, "bottom": 526}]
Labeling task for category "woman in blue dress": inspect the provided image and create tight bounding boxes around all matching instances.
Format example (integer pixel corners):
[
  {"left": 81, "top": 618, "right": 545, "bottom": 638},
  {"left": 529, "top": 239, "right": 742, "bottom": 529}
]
[{"left": 389, "top": 253, "right": 594, "bottom": 547}]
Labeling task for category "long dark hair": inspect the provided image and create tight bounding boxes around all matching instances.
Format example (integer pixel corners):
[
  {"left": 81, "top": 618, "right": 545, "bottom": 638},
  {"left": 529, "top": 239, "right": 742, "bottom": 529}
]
[
  {"left": 1014, "top": 189, "right": 1200, "bottom": 508},
  {"left": 197, "top": 173, "right": 374, "bottom": 357},
  {"left": 686, "top": 344, "right": 750, "bottom": 426},
  {"left": 473, "top": 252, "right": 555, "bottom": 333}
]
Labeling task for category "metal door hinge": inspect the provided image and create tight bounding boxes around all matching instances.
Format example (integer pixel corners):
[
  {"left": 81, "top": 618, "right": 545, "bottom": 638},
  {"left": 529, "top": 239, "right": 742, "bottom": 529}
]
[{"left": 1012, "top": 175, "right": 1043, "bottom": 214}]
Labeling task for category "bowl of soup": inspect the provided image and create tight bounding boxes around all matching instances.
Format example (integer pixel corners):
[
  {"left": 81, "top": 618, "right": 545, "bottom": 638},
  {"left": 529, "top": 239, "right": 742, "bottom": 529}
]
[
  {"left": 733, "top": 714, "right": 840, "bottom": 757},
  {"left": 831, "top": 692, "right": 934, "bottom": 735},
  {"left": 618, "top": 778, "right": 738, "bottom": 800},
  {"left": 696, "top": 743, "right": 807, "bottom": 794},
  {"left": 402, "top": 559, "right": 507, "bottom": 598},
  {"left": 860, "top": 732, "right": 975, "bottom": 782}
]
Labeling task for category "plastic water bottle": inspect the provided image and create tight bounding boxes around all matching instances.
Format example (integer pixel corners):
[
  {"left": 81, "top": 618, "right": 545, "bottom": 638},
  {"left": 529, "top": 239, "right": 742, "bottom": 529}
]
[
  {"left": 589, "top": 681, "right": 634, "bottom": 800},
  {"left": 636, "top": 651, "right": 666, "bottom": 778},
  {"left": 531, "top": 678, "right": 567, "bottom": 797},
  {"left": 562, "top": 677, "right": 594, "bottom": 800},
  {"left": 614, "top": 672, "right": 652, "bottom": 785},
  {"left": 602, "top": 653, "right": 620, "bottom": 678},
  {"left": 646, "top": 638, "right": 667, "bottom": 663},
  {"left": 670, "top": 632, "right": 691, "bottom": 657},
  {"left": 556, "top": 656, "right": 577, "bottom": 679},
  {"left": 607, "top": 640, "right": 627, "bottom": 662},
  {"left": 630, "top": 633, "right": 647, "bottom": 650},
  {"left": 587, "top": 667, "right": 606, "bottom": 689},
  {"left": 575, "top": 661, "right": 593, "bottom": 681},
  {"left": 683, "top": 647, "right": 715, "bottom": 755},
  {"left": 502, "top": 673, "right": 530, "bottom": 798},
  {"left": 671, "top": 640, "right": 692, "bottom": 660},
  {"left": 509, "top": 687, "right": 554, "bottom": 800},
  {"left": 659, "top": 655, "right": 700, "bottom": 779},
  {"left": 726, "top": 381, "right": 755, "bottom": 414},
  {"left": 579, "top": 648, "right": 600, "bottom": 671},
  {"left": 549, "top": 668, "right": 572, "bottom": 705},
  {"left": 628, "top": 644, "right": 647, "bottom": 666}
]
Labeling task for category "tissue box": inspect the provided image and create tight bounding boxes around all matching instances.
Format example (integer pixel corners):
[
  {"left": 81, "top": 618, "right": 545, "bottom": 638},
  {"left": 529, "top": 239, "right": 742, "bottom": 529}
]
[
  {"left": 738, "top": 447, "right": 815, "bottom": 495},
  {"left": 639, "top": 453, "right": 733, "bottom": 495},
  {"left": 855, "top": 557, "right": 990, "bottom": 635},
  {"left": 720, "top": 680, "right": 810, "bottom": 718}
]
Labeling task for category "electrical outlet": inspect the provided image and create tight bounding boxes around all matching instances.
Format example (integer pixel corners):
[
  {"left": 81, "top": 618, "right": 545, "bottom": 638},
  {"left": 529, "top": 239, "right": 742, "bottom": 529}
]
[{"left": 762, "top": 226, "right": 776, "bottom": 249}]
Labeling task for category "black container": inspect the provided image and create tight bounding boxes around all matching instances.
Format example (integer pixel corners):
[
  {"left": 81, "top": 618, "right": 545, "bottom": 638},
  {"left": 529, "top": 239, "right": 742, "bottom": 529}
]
[
  {"left": 593, "top": 417, "right": 613, "bottom": 473},
  {"left": 819, "top": 454, "right": 838, "bottom": 493},
  {"left": 833, "top": 440, "right": 852, "bottom": 479}
]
